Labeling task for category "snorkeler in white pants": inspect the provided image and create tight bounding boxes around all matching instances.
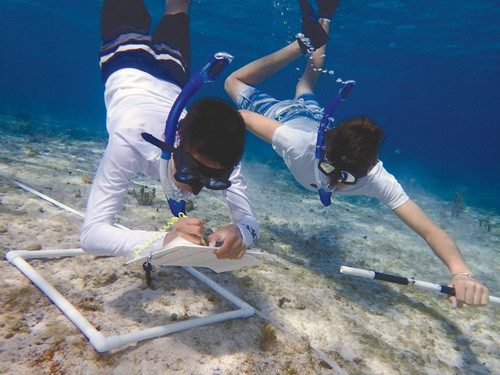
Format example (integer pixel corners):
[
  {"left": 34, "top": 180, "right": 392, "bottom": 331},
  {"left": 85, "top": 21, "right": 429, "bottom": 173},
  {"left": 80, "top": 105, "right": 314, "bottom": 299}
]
[{"left": 225, "top": 0, "right": 489, "bottom": 307}]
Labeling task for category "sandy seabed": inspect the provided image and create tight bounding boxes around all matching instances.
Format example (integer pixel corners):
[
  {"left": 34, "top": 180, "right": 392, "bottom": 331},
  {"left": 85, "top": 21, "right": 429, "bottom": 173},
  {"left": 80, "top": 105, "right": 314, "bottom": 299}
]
[{"left": 0, "top": 117, "right": 498, "bottom": 374}]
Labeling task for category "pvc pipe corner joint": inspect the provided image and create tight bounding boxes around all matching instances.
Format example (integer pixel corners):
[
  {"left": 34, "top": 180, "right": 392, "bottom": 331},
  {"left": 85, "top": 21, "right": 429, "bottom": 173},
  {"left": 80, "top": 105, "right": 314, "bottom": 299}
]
[
  {"left": 5, "top": 250, "right": 19, "bottom": 263},
  {"left": 90, "top": 333, "right": 116, "bottom": 353}
]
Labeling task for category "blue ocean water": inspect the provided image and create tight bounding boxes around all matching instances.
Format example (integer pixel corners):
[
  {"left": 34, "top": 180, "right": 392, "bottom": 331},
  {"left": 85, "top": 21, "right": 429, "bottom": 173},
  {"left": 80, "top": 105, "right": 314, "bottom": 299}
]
[{"left": 1, "top": 0, "right": 499, "bottom": 212}]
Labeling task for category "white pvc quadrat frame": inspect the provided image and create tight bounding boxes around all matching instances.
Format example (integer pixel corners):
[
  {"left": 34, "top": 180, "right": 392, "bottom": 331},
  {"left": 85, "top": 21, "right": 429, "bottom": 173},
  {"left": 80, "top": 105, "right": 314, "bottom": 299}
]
[{"left": 5, "top": 181, "right": 254, "bottom": 353}]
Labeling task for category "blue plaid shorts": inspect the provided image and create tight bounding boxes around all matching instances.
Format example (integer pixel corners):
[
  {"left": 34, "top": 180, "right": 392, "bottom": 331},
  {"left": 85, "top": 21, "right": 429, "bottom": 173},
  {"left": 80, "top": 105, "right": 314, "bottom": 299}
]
[{"left": 236, "top": 85, "right": 323, "bottom": 123}]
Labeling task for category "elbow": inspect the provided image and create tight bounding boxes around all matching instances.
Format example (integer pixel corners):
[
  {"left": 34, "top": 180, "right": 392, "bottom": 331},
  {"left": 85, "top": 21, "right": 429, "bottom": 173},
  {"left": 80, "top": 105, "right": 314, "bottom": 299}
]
[
  {"left": 79, "top": 224, "right": 92, "bottom": 252},
  {"left": 80, "top": 223, "right": 103, "bottom": 255}
]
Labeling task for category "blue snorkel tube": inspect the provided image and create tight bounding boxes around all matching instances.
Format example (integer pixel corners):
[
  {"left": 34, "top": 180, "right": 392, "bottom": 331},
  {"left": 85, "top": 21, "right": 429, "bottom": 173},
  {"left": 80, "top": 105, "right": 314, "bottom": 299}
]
[
  {"left": 315, "top": 80, "right": 355, "bottom": 206},
  {"left": 143, "top": 52, "right": 234, "bottom": 217},
  {"left": 163, "top": 52, "right": 234, "bottom": 158}
]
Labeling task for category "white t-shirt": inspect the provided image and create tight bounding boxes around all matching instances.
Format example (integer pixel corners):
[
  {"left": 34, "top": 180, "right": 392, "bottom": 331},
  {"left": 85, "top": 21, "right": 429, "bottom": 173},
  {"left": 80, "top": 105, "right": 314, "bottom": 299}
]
[
  {"left": 271, "top": 117, "right": 409, "bottom": 210},
  {"left": 81, "top": 68, "right": 258, "bottom": 257}
]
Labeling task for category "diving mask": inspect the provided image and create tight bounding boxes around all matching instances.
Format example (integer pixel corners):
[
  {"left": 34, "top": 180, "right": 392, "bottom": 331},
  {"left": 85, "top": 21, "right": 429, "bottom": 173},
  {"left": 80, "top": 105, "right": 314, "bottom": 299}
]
[{"left": 317, "top": 158, "right": 358, "bottom": 185}]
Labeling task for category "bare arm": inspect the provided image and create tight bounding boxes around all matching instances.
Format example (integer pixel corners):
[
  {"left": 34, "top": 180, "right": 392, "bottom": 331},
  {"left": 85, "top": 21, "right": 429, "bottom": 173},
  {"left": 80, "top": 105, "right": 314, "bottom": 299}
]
[
  {"left": 238, "top": 109, "right": 282, "bottom": 143},
  {"left": 394, "top": 200, "right": 469, "bottom": 273},
  {"left": 393, "top": 199, "right": 489, "bottom": 306}
]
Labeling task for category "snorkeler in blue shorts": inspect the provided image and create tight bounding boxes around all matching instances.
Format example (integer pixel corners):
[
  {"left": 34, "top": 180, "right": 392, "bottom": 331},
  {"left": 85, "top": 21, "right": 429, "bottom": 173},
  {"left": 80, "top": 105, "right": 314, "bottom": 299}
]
[
  {"left": 225, "top": 0, "right": 489, "bottom": 307},
  {"left": 81, "top": 0, "right": 258, "bottom": 259}
]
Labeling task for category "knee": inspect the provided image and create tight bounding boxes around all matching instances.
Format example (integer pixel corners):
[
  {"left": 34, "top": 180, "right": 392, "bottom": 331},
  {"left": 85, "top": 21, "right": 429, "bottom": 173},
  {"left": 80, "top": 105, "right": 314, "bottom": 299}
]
[
  {"left": 295, "top": 81, "right": 314, "bottom": 97},
  {"left": 225, "top": 73, "right": 236, "bottom": 89},
  {"left": 164, "top": 0, "right": 190, "bottom": 15},
  {"left": 224, "top": 74, "right": 239, "bottom": 100}
]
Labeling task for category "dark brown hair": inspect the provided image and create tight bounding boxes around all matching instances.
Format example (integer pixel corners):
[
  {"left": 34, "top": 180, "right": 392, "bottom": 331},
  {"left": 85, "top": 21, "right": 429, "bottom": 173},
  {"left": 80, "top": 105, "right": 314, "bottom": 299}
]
[
  {"left": 178, "top": 98, "right": 245, "bottom": 168},
  {"left": 325, "top": 116, "right": 384, "bottom": 180}
]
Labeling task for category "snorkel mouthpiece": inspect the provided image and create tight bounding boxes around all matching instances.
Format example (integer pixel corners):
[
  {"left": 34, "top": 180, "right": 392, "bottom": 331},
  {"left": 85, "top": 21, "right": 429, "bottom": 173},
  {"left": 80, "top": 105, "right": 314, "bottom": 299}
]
[
  {"left": 145, "top": 52, "right": 234, "bottom": 216},
  {"left": 315, "top": 80, "right": 356, "bottom": 207},
  {"left": 141, "top": 132, "right": 170, "bottom": 152},
  {"left": 319, "top": 189, "right": 332, "bottom": 206},
  {"left": 340, "top": 81, "right": 354, "bottom": 99},
  {"left": 204, "top": 52, "right": 234, "bottom": 82},
  {"left": 167, "top": 198, "right": 186, "bottom": 216}
]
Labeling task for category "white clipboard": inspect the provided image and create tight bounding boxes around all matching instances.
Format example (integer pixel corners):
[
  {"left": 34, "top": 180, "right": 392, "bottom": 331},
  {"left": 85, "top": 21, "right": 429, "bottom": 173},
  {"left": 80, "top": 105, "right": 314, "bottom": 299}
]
[{"left": 125, "top": 236, "right": 261, "bottom": 273}]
